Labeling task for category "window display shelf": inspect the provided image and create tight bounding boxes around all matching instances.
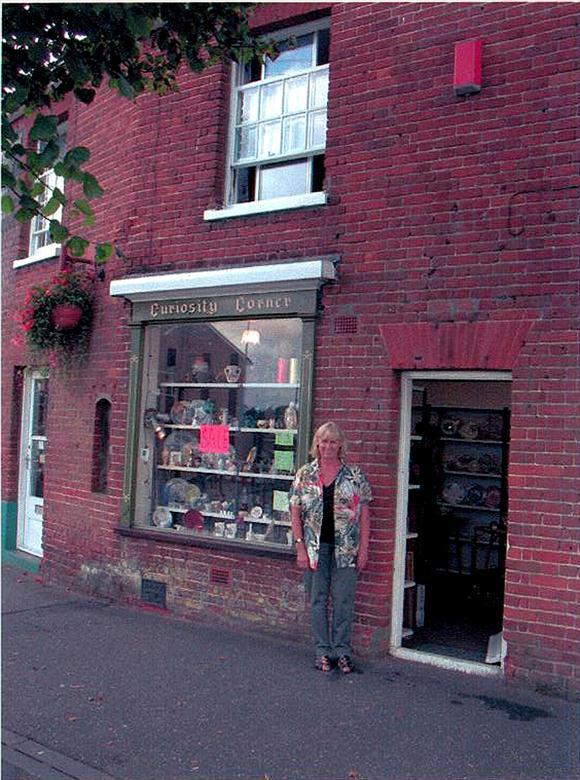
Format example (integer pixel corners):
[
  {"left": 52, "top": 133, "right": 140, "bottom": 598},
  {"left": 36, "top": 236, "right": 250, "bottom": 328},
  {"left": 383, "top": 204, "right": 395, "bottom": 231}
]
[
  {"left": 444, "top": 469, "right": 501, "bottom": 478},
  {"left": 159, "top": 382, "right": 299, "bottom": 390},
  {"left": 439, "top": 501, "right": 500, "bottom": 512},
  {"left": 440, "top": 437, "right": 502, "bottom": 445},
  {"left": 239, "top": 427, "right": 297, "bottom": 435},
  {"left": 158, "top": 465, "right": 237, "bottom": 476},
  {"left": 239, "top": 471, "right": 294, "bottom": 481}
]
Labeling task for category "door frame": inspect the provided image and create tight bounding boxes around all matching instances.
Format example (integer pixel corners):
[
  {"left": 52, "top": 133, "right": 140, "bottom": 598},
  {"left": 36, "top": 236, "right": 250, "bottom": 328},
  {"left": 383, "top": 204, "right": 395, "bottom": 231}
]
[
  {"left": 390, "top": 370, "right": 511, "bottom": 676},
  {"left": 17, "top": 368, "right": 48, "bottom": 557}
]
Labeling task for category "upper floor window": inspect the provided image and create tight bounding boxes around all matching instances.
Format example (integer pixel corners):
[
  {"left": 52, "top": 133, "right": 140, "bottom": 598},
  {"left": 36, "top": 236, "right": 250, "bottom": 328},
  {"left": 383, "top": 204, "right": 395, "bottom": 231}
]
[
  {"left": 228, "top": 21, "right": 329, "bottom": 207},
  {"left": 28, "top": 122, "right": 67, "bottom": 258}
]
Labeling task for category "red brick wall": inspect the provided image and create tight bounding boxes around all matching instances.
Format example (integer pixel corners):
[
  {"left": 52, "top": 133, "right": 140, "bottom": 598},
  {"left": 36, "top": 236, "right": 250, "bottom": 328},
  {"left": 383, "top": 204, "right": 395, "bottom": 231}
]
[{"left": 2, "top": 2, "right": 578, "bottom": 696}]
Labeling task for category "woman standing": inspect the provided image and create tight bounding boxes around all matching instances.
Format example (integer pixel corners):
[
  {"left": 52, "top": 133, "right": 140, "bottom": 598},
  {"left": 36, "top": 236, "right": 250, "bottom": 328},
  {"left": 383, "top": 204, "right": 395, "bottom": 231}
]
[{"left": 290, "top": 422, "right": 372, "bottom": 673}]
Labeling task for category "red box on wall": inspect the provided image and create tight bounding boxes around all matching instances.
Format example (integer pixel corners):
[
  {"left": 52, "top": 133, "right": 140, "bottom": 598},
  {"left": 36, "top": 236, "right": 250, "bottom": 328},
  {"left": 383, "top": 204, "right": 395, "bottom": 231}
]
[{"left": 454, "top": 39, "right": 482, "bottom": 96}]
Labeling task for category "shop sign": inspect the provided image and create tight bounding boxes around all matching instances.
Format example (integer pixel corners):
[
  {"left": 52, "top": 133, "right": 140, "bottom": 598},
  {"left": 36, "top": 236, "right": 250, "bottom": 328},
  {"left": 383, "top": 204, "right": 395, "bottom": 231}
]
[{"left": 131, "top": 290, "right": 316, "bottom": 323}]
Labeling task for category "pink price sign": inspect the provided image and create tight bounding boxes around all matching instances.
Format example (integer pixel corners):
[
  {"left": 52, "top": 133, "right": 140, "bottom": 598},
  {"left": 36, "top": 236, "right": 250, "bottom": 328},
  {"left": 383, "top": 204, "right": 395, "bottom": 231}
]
[{"left": 199, "top": 424, "right": 230, "bottom": 454}]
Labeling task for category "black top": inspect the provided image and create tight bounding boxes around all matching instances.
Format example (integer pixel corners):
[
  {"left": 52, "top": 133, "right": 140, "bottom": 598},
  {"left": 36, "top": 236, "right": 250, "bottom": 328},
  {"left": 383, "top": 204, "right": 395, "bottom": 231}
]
[{"left": 320, "top": 481, "right": 335, "bottom": 544}]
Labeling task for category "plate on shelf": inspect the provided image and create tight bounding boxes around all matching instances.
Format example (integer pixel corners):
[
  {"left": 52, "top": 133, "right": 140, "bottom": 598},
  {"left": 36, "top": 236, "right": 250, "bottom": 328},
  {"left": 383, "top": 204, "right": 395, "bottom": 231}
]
[
  {"left": 250, "top": 505, "right": 263, "bottom": 519},
  {"left": 442, "top": 480, "right": 466, "bottom": 505},
  {"left": 170, "top": 402, "right": 189, "bottom": 425},
  {"left": 152, "top": 506, "right": 173, "bottom": 528},
  {"left": 441, "top": 417, "right": 460, "bottom": 436},
  {"left": 185, "top": 483, "right": 201, "bottom": 507},
  {"left": 166, "top": 478, "right": 189, "bottom": 505},
  {"left": 459, "top": 420, "right": 479, "bottom": 440}
]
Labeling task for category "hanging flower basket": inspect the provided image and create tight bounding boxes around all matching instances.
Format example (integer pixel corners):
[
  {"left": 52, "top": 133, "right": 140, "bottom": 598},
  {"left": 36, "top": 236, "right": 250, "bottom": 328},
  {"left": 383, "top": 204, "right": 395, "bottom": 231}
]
[
  {"left": 21, "top": 268, "right": 95, "bottom": 367},
  {"left": 51, "top": 303, "right": 83, "bottom": 331}
]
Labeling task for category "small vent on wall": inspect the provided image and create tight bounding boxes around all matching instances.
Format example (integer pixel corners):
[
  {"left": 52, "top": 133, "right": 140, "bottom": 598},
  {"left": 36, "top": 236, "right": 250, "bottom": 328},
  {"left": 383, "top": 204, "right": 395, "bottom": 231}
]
[
  {"left": 210, "top": 567, "right": 232, "bottom": 586},
  {"left": 141, "top": 578, "right": 167, "bottom": 608},
  {"left": 334, "top": 316, "right": 359, "bottom": 335}
]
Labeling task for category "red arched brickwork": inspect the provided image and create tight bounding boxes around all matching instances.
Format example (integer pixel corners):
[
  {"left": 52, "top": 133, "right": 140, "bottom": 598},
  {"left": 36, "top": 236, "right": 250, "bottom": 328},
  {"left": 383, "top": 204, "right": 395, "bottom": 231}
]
[{"left": 378, "top": 315, "right": 537, "bottom": 370}]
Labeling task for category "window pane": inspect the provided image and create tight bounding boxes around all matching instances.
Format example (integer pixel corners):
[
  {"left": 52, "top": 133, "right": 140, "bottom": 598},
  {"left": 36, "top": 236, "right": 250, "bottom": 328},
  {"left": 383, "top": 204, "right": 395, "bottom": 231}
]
[
  {"left": 316, "top": 28, "right": 330, "bottom": 66},
  {"left": 309, "top": 70, "right": 329, "bottom": 109},
  {"left": 309, "top": 110, "right": 327, "bottom": 148},
  {"left": 265, "top": 34, "right": 314, "bottom": 78},
  {"left": 282, "top": 115, "right": 307, "bottom": 154},
  {"left": 284, "top": 75, "right": 308, "bottom": 114},
  {"left": 31, "top": 378, "right": 49, "bottom": 436},
  {"left": 258, "top": 121, "right": 281, "bottom": 159},
  {"left": 259, "top": 159, "right": 308, "bottom": 200},
  {"left": 239, "top": 86, "right": 259, "bottom": 123},
  {"left": 135, "top": 319, "right": 304, "bottom": 549},
  {"left": 237, "top": 124, "right": 257, "bottom": 160},
  {"left": 260, "top": 82, "right": 283, "bottom": 120}
]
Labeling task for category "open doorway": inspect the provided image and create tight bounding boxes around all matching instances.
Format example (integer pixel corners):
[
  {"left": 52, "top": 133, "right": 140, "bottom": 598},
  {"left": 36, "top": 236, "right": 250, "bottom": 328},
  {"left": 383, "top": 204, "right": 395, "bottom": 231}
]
[{"left": 392, "top": 372, "right": 511, "bottom": 670}]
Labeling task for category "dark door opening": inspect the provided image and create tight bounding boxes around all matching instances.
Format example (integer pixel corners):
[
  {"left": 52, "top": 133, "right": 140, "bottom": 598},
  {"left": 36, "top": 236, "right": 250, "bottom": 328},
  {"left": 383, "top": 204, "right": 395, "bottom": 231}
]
[{"left": 402, "top": 378, "right": 510, "bottom": 664}]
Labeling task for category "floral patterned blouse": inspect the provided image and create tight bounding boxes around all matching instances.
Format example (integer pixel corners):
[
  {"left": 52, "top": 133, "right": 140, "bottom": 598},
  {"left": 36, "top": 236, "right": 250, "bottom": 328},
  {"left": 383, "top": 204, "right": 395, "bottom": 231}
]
[{"left": 289, "top": 459, "right": 372, "bottom": 570}]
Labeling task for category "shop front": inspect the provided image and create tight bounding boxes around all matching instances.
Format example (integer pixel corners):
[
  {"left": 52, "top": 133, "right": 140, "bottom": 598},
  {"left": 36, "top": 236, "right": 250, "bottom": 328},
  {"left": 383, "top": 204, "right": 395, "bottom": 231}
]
[{"left": 108, "top": 259, "right": 335, "bottom": 612}]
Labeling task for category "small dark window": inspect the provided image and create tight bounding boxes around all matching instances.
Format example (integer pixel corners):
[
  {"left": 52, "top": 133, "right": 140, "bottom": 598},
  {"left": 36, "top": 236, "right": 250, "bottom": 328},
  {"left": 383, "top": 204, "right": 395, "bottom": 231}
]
[{"left": 91, "top": 398, "right": 111, "bottom": 493}]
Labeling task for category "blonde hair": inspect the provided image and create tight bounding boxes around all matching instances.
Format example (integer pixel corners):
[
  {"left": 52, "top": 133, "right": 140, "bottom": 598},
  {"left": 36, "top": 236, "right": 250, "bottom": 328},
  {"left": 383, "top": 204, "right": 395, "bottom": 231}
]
[{"left": 310, "top": 421, "right": 348, "bottom": 459}]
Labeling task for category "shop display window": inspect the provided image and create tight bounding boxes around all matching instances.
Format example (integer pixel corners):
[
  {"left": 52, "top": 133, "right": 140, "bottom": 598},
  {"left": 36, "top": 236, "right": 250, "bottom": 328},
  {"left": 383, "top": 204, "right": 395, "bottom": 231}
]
[{"left": 134, "top": 318, "right": 304, "bottom": 549}]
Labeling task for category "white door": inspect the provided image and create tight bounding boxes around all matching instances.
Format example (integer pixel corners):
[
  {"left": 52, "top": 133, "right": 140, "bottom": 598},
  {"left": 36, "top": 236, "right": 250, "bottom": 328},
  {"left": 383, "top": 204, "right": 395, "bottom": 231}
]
[{"left": 17, "top": 370, "right": 49, "bottom": 557}]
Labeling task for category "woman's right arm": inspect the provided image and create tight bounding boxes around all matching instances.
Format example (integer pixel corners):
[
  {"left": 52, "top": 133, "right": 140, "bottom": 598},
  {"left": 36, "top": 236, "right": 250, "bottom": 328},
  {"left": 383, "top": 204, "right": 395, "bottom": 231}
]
[{"left": 291, "top": 504, "right": 309, "bottom": 570}]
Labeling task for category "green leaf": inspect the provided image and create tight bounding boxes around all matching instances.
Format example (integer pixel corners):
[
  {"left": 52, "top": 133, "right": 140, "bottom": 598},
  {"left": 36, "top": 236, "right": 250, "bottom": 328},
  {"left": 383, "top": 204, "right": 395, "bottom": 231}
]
[
  {"left": 29, "top": 114, "right": 59, "bottom": 142},
  {"left": 42, "top": 195, "right": 63, "bottom": 216},
  {"left": 95, "top": 242, "right": 114, "bottom": 264},
  {"left": 73, "top": 198, "right": 95, "bottom": 226},
  {"left": 67, "top": 235, "right": 90, "bottom": 257},
  {"left": 64, "top": 146, "right": 91, "bottom": 167},
  {"left": 117, "top": 75, "right": 135, "bottom": 99},
  {"left": 82, "top": 173, "right": 104, "bottom": 199},
  {"left": 37, "top": 140, "right": 60, "bottom": 169},
  {"left": 1, "top": 166, "right": 16, "bottom": 189},
  {"left": 1, "top": 195, "right": 14, "bottom": 214},
  {"left": 49, "top": 221, "right": 69, "bottom": 243},
  {"left": 15, "top": 207, "right": 37, "bottom": 223}
]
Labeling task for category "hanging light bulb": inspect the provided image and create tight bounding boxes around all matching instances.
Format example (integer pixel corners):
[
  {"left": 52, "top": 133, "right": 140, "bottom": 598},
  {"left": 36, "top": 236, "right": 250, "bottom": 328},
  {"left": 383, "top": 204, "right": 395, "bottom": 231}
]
[{"left": 241, "top": 322, "right": 260, "bottom": 346}]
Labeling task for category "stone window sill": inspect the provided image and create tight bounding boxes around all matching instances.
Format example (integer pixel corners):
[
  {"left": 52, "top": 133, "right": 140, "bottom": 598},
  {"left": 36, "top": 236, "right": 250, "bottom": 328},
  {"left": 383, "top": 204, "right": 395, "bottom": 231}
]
[{"left": 115, "top": 526, "right": 294, "bottom": 560}]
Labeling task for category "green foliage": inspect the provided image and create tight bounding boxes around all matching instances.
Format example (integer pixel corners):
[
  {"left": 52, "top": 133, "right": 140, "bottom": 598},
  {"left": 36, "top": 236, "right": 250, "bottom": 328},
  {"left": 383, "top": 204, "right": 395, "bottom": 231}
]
[{"left": 2, "top": 3, "right": 274, "bottom": 261}]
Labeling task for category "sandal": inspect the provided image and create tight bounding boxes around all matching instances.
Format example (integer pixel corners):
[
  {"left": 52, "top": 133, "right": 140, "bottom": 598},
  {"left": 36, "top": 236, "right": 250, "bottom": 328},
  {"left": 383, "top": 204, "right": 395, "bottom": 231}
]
[
  {"left": 315, "top": 655, "right": 333, "bottom": 672},
  {"left": 337, "top": 655, "right": 355, "bottom": 674}
]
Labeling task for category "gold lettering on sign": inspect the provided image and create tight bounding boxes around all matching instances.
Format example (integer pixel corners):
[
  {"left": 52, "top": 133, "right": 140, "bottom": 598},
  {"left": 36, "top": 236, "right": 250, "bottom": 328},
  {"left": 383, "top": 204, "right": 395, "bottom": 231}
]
[
  {"left": 150, "top": 299, "right": 218, "bottom": 318},
  {"left": 235, "top": 294, "right": 291, "bottom": 314}
]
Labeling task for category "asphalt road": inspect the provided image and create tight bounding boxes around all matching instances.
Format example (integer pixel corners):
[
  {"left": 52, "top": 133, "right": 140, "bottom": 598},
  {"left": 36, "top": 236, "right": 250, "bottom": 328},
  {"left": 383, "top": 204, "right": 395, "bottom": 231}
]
[{"left": 2, "top": 565, "right": 579, "bottom": 780}]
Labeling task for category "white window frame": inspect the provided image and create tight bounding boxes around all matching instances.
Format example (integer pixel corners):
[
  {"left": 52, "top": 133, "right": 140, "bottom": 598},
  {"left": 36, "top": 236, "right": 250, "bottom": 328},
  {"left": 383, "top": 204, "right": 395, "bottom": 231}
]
[
  {"left": 205, "top": 18, "right": 329, "bottom": 222},
  {"left": 13, "top": 125, "right": 66, "bottom": 269}
]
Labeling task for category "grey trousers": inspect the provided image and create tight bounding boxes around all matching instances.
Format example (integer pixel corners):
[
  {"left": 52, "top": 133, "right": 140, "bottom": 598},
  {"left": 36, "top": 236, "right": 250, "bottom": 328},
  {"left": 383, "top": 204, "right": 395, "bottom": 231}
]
[{"left": 307, "top": 542, "right": 358, "bottom": 658}]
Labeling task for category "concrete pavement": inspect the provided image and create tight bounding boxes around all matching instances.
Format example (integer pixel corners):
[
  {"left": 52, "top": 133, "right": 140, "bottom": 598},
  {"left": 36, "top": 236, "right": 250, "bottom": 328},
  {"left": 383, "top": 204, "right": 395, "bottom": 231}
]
[{"left": 2, "top": 564, "right": 579, "bottom": 780}]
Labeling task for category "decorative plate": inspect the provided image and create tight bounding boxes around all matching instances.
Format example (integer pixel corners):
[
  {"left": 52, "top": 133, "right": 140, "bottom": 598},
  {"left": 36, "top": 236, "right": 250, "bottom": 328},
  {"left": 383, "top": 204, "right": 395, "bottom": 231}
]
[
  {"left": 152, "top": 506, "right": 173, "bottom": 528},
  {"left": 166, "top": 478, "right": 189, "bottom": 505},
  {"left": 170, "top": 402, "right": 189, "bottom": 425},
  {"left": 441, "top": 417, "right": 460, "bottom": 436},
  {"left": 250, "top": 505, "right": 263, "bottom": 519},
  {"left": 459, "top": 420, "right": 479, "bottom": 440},
  {"left": 466, "top": 484, "right": 484, "bottom": 505},
  {"left": 442, "top": 480, "right": 466, "bottom": 505},
  {"left": 185, "top": 483, "right": 201, "bottom": 507},
  {"left": 484, "top": 486, "right": 501, "bottom": 508},
  {"left": 183, "top": 509, "right": 204, "bottom": 530}
]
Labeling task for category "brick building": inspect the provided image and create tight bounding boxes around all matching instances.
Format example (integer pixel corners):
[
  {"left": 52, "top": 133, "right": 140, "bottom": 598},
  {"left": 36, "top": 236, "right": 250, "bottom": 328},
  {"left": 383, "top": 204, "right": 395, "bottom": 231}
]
[{"left": 2, "top": 3, "right": 579, "bottom": 698}]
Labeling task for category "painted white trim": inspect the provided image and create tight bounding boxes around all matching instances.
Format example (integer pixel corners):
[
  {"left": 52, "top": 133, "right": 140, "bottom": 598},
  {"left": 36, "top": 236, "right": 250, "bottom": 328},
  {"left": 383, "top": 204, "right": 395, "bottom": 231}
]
[
  {"left": 390, "top": 373, "right": 414, "bottom": 647},
  {"left": 407, "top": 370, "right": 512, "bottom": 382},
  {"left": 13, "top": 243, "right": 61, "bottom": 269},
  {"left": 109, "top": 258, "right": 336, "bottom": 301},
  {"left": 391, "top": 648, "right": 502, "bottom": 678},
  {"left": 203, "top": 191, "right": 327, "bottom": 221},
  {"left": 391, "top": 369, "right": 512, "bottom": 672}
]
